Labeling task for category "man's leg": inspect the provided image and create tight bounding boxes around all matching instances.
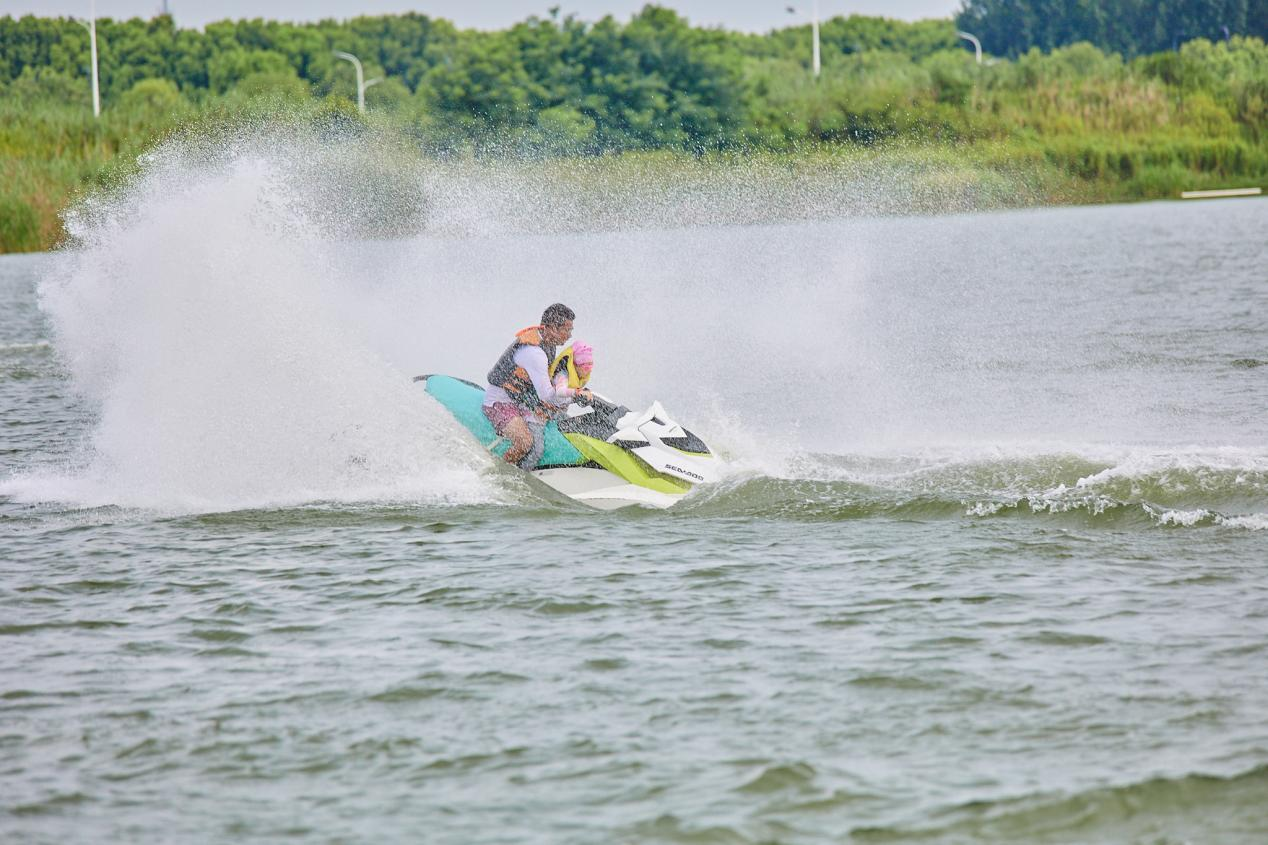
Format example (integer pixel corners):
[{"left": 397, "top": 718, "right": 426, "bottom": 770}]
[
  {"left": 518, "top": 417, "right": 546, "bottom": 471},
  {"left": 501, "top": 416, "right": 534, "bottom": 466}
]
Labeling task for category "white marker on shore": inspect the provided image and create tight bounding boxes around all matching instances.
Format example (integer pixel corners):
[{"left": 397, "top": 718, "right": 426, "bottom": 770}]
[{"left": 1180, "top": 187, "right": 1262, "bottom": 199}]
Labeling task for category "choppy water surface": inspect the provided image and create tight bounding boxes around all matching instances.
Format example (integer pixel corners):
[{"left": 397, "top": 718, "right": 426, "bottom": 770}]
[{"left": 2, "top": 154, "right": 1266, "bottom": 844}]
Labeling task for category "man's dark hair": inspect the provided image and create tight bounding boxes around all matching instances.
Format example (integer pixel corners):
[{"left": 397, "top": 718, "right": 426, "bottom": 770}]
[{"left": 541, "top": 303, "right": 575, "bottom": 327}]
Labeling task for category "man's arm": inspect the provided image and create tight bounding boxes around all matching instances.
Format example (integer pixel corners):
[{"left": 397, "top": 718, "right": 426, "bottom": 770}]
[{"left": 515, "top": 346, "right": 567, "bottom": 407}]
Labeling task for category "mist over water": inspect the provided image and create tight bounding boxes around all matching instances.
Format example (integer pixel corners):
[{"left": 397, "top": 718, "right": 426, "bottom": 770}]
[{"left": 26, "top": 136, "right": 494, "bottom": 511}]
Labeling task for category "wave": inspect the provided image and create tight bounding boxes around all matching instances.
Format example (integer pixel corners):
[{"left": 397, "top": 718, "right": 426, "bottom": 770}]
[
  {"left": 848, "top": 763, "right": 1268, "bottom": 844},
  {"left": 0, "top": 339, "right": 55, "bottom": 382},
  {"left": 0, "top": 340, "right": 51, "bottom": 352},
  {"left": 615, "top": 764, "right": 1268, "bottom": 844},
  {"left": 679, "top": 446, "right": 1268, "bottom": 528},
  {"left": 7, "top": 438, "right": 1266, "bottom": 528}
]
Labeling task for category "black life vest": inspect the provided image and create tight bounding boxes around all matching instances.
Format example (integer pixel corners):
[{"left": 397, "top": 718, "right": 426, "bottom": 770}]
[{"left": 487, "top": 325, "right": 556, "bottom": 414}]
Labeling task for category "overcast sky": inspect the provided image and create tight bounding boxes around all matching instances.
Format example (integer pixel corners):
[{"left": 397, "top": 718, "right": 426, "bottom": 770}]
[{"left": 1, "top": 1, "right": 962, "bottom": 32}]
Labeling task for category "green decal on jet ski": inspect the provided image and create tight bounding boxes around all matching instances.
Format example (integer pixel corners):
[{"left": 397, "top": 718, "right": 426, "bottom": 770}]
[{"left": 562, "top": 434, "right": 692, "bottom": 494}]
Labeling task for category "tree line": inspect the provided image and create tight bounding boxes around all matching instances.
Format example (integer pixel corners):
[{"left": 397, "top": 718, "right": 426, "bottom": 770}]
[
  {"left": 0, "top": 9, "right": 963, "bottom": 153},
  {"left": 2, "top": 5, "right": 1266, "bottom": 252},
  {"left": 4, "top": 6, "right": 1265, "bottom": 153},
  {"left": 957, "top": 0, "right": 1268, "bottom": 58}
]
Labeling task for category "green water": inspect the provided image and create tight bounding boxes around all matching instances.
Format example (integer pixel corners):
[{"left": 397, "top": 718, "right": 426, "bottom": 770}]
[{"left": 2, "top": 189, "right": 1267, "bottom": 843}]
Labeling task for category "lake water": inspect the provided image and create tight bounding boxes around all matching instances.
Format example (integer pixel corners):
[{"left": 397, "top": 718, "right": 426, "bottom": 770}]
[{"left": 1, "top": 151, "right": 1266, "bottom": 844}]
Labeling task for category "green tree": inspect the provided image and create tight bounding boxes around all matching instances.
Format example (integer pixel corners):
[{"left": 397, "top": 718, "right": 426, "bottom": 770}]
[
  {"left": 207, "top": 49, "right": 293, "bottom": 93},
  {"left": 957, "top": 0, "right": 1265, "bottom": 57},
  {"left": 117, "top": 76, "right": 183, "bottom": 112}
]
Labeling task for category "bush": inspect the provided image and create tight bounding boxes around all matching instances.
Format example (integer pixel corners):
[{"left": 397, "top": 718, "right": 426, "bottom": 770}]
[
  {"left": 0, "top": 195, "right": 41, "bottom": 253},
  {"left": 922, "top": 49, "right": 976, "bottom": 104},
  {"left": 7, "top": 66, "right": 89, "bottom": 107},
  {"left": 117, "top": 77, "right": 185, "bottom": 114},
  {"left": 230, "top": 71, "right": 311, "bottom": 103}
]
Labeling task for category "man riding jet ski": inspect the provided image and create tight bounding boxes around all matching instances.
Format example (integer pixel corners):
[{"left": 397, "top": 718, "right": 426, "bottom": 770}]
[
  {"left": 415, "top": 304, "right": 719, "bottom": 510},
  {"left": 481, "top": 303, "right": 586, "bottom": 471}
]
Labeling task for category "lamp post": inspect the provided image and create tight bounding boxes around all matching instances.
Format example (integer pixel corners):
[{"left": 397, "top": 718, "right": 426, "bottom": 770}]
[
  {"left": 785, "top": 2, "right": 820, "bottom": 78},
  {"left": 957, "top": 30, "right": 982, "bottom": 65},
  {"left": 333, "top": 50, "right": 382, "bottom": 114},
  {"left": 74, "top": 0, "right": 100, "bottom": 117}
]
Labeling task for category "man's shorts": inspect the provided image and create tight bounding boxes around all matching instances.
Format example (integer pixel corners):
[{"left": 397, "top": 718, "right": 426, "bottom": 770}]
[{"left": 482, "top": 402, "right": 523, "bottom": 436}]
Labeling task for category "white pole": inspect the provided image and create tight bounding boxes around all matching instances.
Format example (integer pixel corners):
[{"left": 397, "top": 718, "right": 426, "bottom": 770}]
[
  {"left": 786, "top": 5, "right": 820, "bottom": 79},
  {"left": 88, "top": 14, "right": 99, "bottom": 117},
  {"left": 334, "top": 50, "right": 366, "bottom": 113},
  {"left": 75, "top": 1, "right": 100, "bottom": 117},
  {"left": 812, "top": 0, "right": 820, "bottom": 78},
  {"left": 957, "top": 30, "right": 982, "bottom": 65}
]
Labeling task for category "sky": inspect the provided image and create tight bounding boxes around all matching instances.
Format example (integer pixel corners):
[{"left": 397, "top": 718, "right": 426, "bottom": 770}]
[{"left": 1, "top": 1, "right": 962, "bottom": 32}]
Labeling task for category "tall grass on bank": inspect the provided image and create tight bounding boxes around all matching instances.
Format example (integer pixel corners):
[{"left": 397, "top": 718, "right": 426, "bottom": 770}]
[
  {"left": 2, "top": 36, "right": 1265, "bottom": 254},
  {"left": 0, "top": 92, "right": 193, "bottom": 252}
]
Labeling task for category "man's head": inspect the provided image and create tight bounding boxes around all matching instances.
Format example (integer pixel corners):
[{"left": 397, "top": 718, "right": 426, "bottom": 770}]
[{"left": 541, "top": 303, "right": 575, "bottom": 346}]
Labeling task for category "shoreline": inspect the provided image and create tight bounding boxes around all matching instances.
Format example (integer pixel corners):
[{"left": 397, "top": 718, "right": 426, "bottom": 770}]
[{"left": 4, "top": 138, "right": 1265, "bottom": 256}]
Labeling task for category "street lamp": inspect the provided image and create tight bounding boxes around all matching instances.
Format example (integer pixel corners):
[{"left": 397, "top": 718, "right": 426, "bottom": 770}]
[
  {"left": 333, "top": 50, "right": 382, "bottom": 114},
  {"left": 957, "top": 30, "right": 982, "bottom": 65},
  {"left": 785, "top": 2, "right": 820, "bottom": 78},
  {"left": 73, "top": 0, "right": 101, "bottom": 117}
]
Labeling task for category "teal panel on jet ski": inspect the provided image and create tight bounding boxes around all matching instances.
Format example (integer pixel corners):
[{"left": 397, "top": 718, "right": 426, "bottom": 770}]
[{"left": 423, "top": 375, "right": 585, "bottom": 468}]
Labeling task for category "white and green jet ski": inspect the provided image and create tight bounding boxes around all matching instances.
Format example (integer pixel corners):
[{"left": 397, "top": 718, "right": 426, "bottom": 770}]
[{"left": 416, "top": 375, "right": 720, "bottom": 510}]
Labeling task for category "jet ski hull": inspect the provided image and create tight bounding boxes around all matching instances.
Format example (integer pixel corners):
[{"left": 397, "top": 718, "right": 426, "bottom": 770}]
[
  {"left": 531, "top": 467, "right": 687, "bottom": 510},
  {"left": 419, "top": 375, "right": 703, "bottom": 510}
]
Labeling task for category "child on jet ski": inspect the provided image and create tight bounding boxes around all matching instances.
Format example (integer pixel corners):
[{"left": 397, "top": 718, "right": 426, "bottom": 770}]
[
  {"left": 482, "top": 304, "right": 593, "bottom": 470},
  {"left": 549, "top": 341, "right": 594, "bottom": 405}
]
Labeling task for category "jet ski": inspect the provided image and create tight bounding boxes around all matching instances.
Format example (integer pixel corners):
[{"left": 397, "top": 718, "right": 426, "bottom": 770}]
[{"left": 416, "top": 374, "right": 720, "bottom": 510}]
